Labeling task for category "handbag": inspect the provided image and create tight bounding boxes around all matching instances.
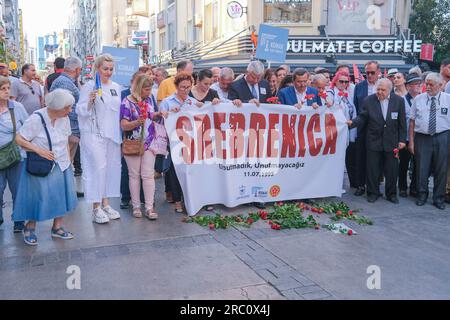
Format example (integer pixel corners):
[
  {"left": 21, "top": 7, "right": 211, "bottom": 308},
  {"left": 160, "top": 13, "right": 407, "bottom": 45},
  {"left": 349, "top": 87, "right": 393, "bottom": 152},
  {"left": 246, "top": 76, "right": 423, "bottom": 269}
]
[
  {"left": 122, "top": 135, "right": 144, "bottom": 156},
  {"left": 0, "top": 107, "right": 21, "bottom": 170},
  {"left": 149, "top": 122, "right": 168, "bottom": 156},
  {"left": 26, "top": 112, "right": 55, "bottom": 177},
  {"left": 155, "top": 153, "right": 171, "bottom": 174}
]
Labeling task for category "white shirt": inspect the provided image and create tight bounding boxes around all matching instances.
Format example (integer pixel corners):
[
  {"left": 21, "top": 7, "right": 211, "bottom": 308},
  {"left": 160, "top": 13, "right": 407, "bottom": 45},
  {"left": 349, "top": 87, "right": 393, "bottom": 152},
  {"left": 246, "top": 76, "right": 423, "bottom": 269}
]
[
  {"left": 380, "top": 98, "right": 389, "bottom": 120},
  {"left": 445, "top": 81, "right": 450, "bottom": 94},
  {"left": 211, "top": 82, "right": 230, "bottom": 101},
  {"left": 77, "top": 80, "right": 123, "bottom": 144},
  {"left": 410, "top": 92, "right": 450, "bottom": 135},
  {"left": 152, "top": 83, "right": 159, "bottom": 99},
  {"left": 368, "top": 83, "right": 376, "bottom": 96},
  {"left": 327, "top": 88, "right": 357, "bottom": 142},
  {"left": 295, "top": 89, "right": 306, "bottom": 105},
  {"left": 19, "top": 108, "right": 71, "bottom": 171},
  {"left": 246, "top": 78, "right": 259, "bottom": 100}
]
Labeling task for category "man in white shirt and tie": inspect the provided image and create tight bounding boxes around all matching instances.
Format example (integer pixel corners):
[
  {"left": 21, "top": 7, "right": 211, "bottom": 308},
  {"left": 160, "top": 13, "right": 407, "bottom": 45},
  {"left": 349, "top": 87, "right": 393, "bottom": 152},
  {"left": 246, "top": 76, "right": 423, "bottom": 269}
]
[{"left": 409, "top": 72, "right": 450, "bottom": 210}]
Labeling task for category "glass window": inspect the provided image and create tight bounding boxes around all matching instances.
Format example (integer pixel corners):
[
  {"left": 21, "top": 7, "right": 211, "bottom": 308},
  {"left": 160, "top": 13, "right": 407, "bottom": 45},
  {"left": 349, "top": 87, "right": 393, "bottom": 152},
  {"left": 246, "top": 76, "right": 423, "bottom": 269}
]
[{"left": 264, "top": 0, "right": 312, "bottom": 24}]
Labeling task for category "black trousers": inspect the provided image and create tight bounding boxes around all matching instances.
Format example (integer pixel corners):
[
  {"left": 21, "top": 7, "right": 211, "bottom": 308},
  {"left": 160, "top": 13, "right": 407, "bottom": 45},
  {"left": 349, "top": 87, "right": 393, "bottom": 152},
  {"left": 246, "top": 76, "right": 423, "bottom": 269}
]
[
  {"left": 73, "top": 145, "right": 82, "bottom": 173},
  {"left": 366, "top": 149, "right": 399, "bottom": 197},
  {"left": 415, "top": 132, "right": 449, "bottom": 204},
  {"left": 345, "top": 142, "right": 359, "bottom": 188},
  {"left": 166, "top": 159, "right": 183, "bottom": 203},
  {"left": 354, "top": 133, "right": 367, "bottom": 188},
  {"left": 398, "top": 147, "right": 417, "bottom": 192}
]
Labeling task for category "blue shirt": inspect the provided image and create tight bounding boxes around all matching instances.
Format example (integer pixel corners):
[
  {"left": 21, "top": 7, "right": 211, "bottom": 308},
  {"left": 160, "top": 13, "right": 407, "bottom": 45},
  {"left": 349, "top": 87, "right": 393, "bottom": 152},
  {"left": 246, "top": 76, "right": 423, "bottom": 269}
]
[
  {"left": 0, "top": 100, "right": 29, "bottom": 157},
  {"left": 159, "top": 94, "right": 198, "bottom": 112},
  {"left": 50, "top": 72, "right": 80, "bottom": 136}
]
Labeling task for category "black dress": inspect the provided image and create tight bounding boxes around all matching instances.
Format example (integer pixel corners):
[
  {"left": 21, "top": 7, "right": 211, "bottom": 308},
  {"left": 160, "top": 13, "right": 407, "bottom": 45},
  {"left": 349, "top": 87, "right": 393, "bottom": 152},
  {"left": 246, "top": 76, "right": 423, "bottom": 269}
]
[{"left": 189, "top": 88, "right": 220, "bottom": 103}]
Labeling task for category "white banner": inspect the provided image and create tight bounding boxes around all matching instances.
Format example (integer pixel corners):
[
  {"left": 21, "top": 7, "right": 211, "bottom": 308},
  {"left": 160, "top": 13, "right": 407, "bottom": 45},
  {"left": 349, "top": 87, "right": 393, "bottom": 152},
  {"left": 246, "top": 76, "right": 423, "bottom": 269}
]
[{"left": 165, "top": 103, "right": 349, "bottom": 216}]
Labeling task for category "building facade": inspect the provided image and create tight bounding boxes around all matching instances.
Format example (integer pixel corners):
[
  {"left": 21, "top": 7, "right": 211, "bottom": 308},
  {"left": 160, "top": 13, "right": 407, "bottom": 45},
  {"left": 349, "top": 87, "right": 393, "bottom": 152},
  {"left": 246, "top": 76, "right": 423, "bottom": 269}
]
[
  {"left": 2, "top": 0, "right": 20, "bottom": 65},
  {"left": 149, "top": 0, "right": 419, "bottom": 72}
]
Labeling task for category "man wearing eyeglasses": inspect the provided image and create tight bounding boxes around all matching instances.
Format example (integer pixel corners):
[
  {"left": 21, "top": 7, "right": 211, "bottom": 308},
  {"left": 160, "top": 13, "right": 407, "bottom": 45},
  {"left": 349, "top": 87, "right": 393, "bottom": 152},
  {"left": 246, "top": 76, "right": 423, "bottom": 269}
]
[
  {"left": 10, "top": 64, "right": 44, "bottom": 115},
  {"left": 352, "top": 61, "right": 382, "bottom": 197}
]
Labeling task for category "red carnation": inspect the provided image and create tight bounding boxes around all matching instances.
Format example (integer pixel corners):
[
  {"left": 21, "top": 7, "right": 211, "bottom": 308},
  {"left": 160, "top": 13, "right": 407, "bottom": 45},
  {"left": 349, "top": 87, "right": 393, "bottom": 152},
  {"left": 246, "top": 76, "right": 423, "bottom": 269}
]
[
  {"left": 347, "top": 230, "right": 353, "bottom": 236},
  {"left": 306, "top": 94, "right": 315, "bottom": 100}
]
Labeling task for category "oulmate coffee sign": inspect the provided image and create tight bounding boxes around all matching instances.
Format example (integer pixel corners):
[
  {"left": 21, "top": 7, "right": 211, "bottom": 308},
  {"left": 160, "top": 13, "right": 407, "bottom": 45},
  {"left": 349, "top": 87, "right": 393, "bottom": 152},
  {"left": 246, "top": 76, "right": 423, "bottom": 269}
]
[{"left": 287, "top": 39, "right": 423, "bottom": 54}]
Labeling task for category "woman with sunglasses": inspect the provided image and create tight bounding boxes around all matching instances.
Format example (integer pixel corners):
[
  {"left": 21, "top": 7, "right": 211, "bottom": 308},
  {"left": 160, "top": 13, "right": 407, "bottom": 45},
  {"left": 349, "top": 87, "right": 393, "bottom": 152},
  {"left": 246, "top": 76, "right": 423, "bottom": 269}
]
[
  {"left": 327, "top": 71, "right": 358, "bottom": 189},
  {"left": 77, "top": 54, "right": 123, "bottom": 225}
]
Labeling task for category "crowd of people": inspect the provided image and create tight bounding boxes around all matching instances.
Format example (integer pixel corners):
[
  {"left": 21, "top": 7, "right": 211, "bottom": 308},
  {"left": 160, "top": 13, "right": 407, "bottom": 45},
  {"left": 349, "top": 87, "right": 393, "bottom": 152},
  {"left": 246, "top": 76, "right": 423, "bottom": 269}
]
[{"left": 0, "top": 55, "right": 449, "bottom": 246}]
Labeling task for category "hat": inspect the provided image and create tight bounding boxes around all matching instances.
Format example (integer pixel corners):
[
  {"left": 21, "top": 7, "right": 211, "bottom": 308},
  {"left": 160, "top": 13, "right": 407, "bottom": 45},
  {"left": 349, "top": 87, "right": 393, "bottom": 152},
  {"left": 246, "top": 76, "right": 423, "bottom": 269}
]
[
  {"left": 406, "top": 73, "right": 422, "bottom": 84},
  {"left": 387, "top": 68, "right": 399, "bottom": 76}
]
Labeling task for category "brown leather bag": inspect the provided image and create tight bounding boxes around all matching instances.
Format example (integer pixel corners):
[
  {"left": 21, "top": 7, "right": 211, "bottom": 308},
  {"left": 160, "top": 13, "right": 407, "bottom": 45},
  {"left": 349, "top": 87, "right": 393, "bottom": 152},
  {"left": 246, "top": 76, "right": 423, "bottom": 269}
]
[{"left": 122, "top": 135, "right": 144, "bottom": 156}]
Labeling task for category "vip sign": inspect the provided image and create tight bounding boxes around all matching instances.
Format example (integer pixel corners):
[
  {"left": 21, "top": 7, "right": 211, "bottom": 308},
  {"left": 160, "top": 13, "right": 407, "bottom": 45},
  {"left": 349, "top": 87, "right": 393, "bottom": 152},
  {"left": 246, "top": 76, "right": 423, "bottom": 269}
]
[{"left": 287, "top": 39, "right": 423, "bottom": 54}]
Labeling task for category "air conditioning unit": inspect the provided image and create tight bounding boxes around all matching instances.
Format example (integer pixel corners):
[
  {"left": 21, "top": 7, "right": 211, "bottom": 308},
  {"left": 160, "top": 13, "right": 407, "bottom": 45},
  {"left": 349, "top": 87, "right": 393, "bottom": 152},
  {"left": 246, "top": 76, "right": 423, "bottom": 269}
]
[{"left": 194, "top": 14, "right": 202, "bottom": 27}]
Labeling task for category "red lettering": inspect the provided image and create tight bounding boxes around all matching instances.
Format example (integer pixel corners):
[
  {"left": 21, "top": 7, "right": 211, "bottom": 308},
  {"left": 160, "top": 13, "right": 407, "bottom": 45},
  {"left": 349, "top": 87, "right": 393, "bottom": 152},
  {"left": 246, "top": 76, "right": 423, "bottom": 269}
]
[
  {"left": 194, "top": 115, "right": 213, "bottom": 161},
  {"left": 297, "top": 115, "right": 307, "bottom": 157},
  {"left": 229, "top": 113, "right": 246, "bottom": 159},
  {"left": 247, "top": 113, "right": 266, "bottom": 158},
  {"left": 267, "top": 113, "right": 279, "bottom": 158},
  {"left": 323, "top": 114, "right": 338, "bottom": 155},
  {"left": 307, "top": 114, "right": 322, "bottom": 156},
  {"left": 213, "top": 113, "right": 226, "bottom": 159},
  {"left": 176, "top": 116, "right": 194, "bottom": 164},
  {"left": 281, "top": 114, "right": 297, "bottom": 158}
]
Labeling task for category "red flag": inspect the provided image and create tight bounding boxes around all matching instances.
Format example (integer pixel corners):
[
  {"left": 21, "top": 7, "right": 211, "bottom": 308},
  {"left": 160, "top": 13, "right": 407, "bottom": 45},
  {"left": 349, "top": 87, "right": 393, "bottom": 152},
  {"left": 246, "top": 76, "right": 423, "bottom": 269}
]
[{"left": 251, "top": 31, "right": 258, "bottom": 48}]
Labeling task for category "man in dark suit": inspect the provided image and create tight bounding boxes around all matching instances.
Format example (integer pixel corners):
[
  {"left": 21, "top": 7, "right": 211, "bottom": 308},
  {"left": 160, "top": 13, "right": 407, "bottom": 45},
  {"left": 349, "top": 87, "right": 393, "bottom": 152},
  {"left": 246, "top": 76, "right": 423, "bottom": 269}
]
[
  {"left": 348, "top": 78, "right": 407, "bottom": 204},
  {"left": 352, "top": 60, "right": 382, "bottom": 197},
  {"left": 278, "top": 68, "right": 321, "bottom": 108},
  {"left": 228, "top": 60, "right": 271, "bottom": 106}
]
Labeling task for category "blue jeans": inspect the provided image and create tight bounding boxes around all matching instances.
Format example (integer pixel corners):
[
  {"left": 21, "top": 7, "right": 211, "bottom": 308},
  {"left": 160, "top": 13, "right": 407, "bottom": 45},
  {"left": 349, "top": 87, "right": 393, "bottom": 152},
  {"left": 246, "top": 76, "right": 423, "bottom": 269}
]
[{"left": 0, "top": 161, "right": 24, "bottom": 225}]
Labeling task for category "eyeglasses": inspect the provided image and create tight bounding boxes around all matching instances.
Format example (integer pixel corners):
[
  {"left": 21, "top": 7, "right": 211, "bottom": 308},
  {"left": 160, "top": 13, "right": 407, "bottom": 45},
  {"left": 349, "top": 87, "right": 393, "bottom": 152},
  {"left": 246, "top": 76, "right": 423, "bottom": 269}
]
[
  {"left": 339, "top": 80, "right": 350, "bottom": 84},
  {"left": 178, "top": 86, "right": 192, "bottom": 91},
  {"left": 366, "top": 71, "right": 377, "bottom": 76},
  {"left": 24, "top": 84, "right": 35, "bottom": 95}
]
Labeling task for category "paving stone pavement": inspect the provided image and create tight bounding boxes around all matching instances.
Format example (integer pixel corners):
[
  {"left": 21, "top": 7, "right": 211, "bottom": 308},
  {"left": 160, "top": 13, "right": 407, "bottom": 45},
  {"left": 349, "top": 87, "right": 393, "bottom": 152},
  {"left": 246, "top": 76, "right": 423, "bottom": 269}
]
[{"left": 0, "top": 176, "right": 449, "bottom": 300}]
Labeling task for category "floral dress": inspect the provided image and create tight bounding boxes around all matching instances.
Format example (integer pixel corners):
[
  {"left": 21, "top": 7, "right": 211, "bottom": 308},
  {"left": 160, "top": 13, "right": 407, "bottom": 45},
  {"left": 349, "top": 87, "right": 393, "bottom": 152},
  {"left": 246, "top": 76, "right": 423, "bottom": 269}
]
[{"left": 120, "top": 96, "right": 157, "bottom": 151}]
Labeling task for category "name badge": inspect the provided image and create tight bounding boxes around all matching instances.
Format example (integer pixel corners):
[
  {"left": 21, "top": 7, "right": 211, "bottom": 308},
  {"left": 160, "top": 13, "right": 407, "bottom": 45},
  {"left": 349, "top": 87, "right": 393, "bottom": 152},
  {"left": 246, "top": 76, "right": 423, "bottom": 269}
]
[
  {"left": 260, "top": 87, "right": 267, "bottom": 95},
  {"left": 110, "top": 89, "right": 118, "bottom": 97},
  {"left": 391, "top": 112, "right": 398, "bottom": 120},
  {"left": 442, "top": 108, "right": 448, "bottom": 115}
]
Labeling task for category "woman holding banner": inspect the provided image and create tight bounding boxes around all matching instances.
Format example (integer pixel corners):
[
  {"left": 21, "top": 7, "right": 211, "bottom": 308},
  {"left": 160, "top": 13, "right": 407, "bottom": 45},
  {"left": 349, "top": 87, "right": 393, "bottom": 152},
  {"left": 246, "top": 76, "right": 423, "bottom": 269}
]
[
  {"left": 160, "top": 72, "right": 201, "bottom": 213},
  {"left": 77, "top": 54, "right": 122, "bottom": 224}
]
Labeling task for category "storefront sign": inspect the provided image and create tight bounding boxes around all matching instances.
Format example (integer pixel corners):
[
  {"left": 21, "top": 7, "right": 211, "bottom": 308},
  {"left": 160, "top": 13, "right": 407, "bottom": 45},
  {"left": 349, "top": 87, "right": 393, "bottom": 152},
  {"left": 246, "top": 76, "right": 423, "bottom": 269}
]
[
  {"left": 165, "top": 103, "right": 348, "bottom": 216},
  {"left": 151, "top": 50, "right": 174, "bottom": 65},
  {"left": 227, "top": 1, "right": 244, "bottom": 19},
  {"left": 132, "top": 31, "right": 149, "bottom": 45},
  {"left": 287, "top": 39, "right": 422, "bottom": 54}
]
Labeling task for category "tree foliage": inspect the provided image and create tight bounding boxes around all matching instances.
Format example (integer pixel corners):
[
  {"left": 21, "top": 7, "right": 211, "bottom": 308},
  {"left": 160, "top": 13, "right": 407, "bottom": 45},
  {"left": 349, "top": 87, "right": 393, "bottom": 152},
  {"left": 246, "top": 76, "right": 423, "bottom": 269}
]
[{"left": 410, "top": 0, "right": 450, "bottom": 63}]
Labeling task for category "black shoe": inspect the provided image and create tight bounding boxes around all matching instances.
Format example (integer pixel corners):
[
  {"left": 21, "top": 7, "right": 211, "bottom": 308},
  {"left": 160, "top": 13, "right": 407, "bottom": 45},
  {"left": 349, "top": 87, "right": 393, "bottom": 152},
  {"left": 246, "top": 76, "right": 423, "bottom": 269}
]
[
  {"left": 76, "top": 192, "right": 84, "bottom": 198},
  {"left": 74, "top": 171, "right": 82, "bottom": 177},
  {"left": 254, "top": 202, "right": 266, "bottom": 209},
  {"left": 409, "top": 190, "right": 418, "bottom": 198},
  {"left": 399, "top": 190, "right": 408, "bottom": 198},
  {"left": 387, "top": 196, "right": 399, "bottom": 204},
  {"left": 446, "top": 194, "right": 450, "bottom": 204},
  {"left": 13, "top": 222, "right": 25, "bottom": 233},
  {"left": 0, "top": 218, "right": 3, "bottom": 227},
  {"left": 434, "top": 202, "right": 446, "bottom": 210},
  {"left": 354, "top": 187, "right": 365, "bottom": 197},
  {"left": 120, "top": 201, "right": 131, "bottom": 209},
  {"left": 416, "top": 198, "right": 427, "bottom": 206},
  {"left": 367, "top": 194, "right": 378, "bottom": 203}
]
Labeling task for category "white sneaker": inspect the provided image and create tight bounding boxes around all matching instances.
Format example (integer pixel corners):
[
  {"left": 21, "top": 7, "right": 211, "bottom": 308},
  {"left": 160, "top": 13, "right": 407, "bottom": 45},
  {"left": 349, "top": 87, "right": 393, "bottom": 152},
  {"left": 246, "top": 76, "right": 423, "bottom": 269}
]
[
  {"left": 93, "top": 208, "right": 110, "bottom": 224},
  {"left": 102, "top": 205, "right": 121, "bottom": 220}
]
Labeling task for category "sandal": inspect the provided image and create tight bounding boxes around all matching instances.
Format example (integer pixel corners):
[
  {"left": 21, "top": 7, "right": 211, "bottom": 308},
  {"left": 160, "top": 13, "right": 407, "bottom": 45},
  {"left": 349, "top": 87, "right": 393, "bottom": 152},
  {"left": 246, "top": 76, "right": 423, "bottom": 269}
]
[
  {"left": 145, "top": 210, "right": 158, "bottom": 221},
  {"left": 23, "top": 227, "right": 38, "bottom": 246},
  {"left": 174, "top": 203, "right": 184, "bottom": 213},
  {"left": 133, "top": 208, "right": 143, "bottom": 218},
  {"left": 51, "top": 227, "right": 74, "bottom": 240},
  {"left": 205, "top": 205, "right": 215, "bottom": 212}
]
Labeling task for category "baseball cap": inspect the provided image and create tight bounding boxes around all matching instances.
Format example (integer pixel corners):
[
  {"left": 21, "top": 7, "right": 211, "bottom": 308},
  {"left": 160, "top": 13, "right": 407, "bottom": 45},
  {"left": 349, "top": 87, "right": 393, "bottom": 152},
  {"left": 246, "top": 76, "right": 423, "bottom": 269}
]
[
  {"left": 387, "top": 68, "right": 399, "bottom": 76},
  {"left": 406, "top": 73, "right": 422, "bottom": 84}
]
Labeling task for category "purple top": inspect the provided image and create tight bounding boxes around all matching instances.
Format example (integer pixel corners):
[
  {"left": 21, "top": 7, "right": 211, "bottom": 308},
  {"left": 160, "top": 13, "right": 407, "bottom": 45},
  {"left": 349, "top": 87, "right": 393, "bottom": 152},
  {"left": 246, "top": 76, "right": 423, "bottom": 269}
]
[{"left": 120, "top": 96, "right": 157, "bottom": 151}]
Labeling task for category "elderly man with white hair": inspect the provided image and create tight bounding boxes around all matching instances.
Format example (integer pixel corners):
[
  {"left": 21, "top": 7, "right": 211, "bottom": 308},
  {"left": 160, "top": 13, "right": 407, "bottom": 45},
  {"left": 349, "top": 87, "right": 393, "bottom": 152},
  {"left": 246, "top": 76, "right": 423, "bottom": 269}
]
[
  {"left": 348, "top": 78, "right": 407, "bottom": 204},
  {"left": 408, "top": 72, "right": 450, "bottom": 210},
  {"left": 14, "top": 89, "right": 78, "bottom": 246},
  {"left": 228, "top": 60, "right": 271, "bottom": 107},
  {"left": 211, "top": 67, "right": 235, "bottom": 101},
  {"left": 50, "top": 56, "right": 83, "bottom": 163}
]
